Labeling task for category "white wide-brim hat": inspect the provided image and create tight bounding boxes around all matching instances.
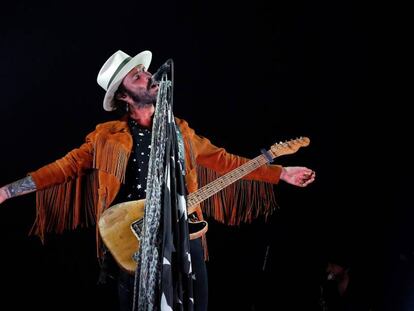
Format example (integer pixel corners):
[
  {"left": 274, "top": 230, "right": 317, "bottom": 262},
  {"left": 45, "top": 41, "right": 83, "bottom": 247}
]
[{"left": 97, "top": 50, "right": 152, "bottom": 111}]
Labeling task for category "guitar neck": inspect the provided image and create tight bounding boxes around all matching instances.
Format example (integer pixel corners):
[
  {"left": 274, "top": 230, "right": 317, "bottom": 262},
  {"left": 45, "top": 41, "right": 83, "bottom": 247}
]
[{"left": 187, "top": 153, "right": 270, "bottom": 214}]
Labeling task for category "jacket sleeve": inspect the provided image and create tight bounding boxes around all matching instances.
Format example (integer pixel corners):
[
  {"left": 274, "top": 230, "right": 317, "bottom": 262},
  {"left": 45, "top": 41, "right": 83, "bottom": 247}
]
[
  {"left": 179, "top": 119, "right": 282, "bottom": 184},
  {"left": 29, "top": 130, "right": 97, "bottom": 190}
]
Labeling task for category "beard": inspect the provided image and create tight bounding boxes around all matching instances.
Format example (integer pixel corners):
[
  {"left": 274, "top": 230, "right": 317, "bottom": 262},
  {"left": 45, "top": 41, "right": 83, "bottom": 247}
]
[{"left": 125, "top": 87, "right": 157, "bottom": 108}]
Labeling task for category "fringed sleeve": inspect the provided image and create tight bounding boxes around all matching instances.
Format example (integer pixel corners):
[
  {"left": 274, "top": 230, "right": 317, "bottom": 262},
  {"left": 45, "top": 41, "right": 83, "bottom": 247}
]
[
  {"left": 28, "top": 122, "right": 132, "bottom": 243},
  {"left": 31, "top": 171, "right": 99, "bottom": 242},
  {"left": 28, "top": 130, "right": 97, "bottom": 241},
  {"left": 177, "top": 118, "right": 283, "bottom": 225},
  {"left": 197, "top": 166, "right": 279, "bottom": 225},
  {"left": 191, "top": 130, "right": 282, "bottom": 184}
]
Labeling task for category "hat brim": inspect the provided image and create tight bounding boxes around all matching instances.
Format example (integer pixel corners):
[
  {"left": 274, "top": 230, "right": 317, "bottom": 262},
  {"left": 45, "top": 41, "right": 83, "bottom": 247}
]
[{"left": 103, "top": 50, "right": 152, "bottom": 111}]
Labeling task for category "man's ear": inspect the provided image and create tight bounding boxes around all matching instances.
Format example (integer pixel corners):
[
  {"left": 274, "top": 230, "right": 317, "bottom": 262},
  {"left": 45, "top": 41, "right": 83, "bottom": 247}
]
[{"left": 116, "top": 92, "right": 127, "bottom": 99}]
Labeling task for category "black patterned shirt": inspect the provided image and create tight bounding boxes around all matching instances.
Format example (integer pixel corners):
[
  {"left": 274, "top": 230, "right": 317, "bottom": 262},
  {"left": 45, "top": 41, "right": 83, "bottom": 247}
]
[{"left": 114, "top": 119, "right": 152, "bottom": 203}]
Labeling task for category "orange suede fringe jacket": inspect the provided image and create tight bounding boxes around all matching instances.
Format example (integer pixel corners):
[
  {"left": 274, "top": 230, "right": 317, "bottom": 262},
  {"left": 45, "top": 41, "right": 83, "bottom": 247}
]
[{"left": 29, "top": 117, "right": 282, "bottom": 255}]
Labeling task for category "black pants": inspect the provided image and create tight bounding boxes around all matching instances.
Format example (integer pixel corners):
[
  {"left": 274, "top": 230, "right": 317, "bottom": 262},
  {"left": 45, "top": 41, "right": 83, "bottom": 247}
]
[{"left": 118, "top": 238, "right": 208, "bottom": 311}]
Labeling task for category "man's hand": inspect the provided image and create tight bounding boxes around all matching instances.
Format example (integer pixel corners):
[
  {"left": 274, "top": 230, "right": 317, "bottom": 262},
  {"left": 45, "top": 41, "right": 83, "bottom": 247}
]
[
  {"left": 280, "top": 166, "right": 315, "bottom": 187},
  {"left": 0, "top": 187, "right": 10, "bottom": 204}
]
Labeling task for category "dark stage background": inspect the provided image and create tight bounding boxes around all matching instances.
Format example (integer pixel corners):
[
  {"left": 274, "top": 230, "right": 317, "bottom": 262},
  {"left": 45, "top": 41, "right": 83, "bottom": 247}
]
[{"left": 0, "top": 1, "right": 409, "bottom": 310}]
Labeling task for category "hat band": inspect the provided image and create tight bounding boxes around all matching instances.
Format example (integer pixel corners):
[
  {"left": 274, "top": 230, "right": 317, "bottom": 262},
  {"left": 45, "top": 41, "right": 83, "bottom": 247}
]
[{"left": 107, "top": 56, "right": 132, "bottom": 89}]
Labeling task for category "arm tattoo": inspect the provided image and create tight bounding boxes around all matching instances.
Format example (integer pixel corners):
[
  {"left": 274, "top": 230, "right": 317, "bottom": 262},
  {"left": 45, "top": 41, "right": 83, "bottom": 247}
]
[{"left": 5, "top": 176, "right": 37, "bottom": 198}]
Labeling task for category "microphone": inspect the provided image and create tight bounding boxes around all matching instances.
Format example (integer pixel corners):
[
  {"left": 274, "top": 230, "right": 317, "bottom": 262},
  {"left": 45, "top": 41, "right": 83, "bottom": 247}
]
[{"left": 152, "top": 59, "right": 173, "bottom": 82}]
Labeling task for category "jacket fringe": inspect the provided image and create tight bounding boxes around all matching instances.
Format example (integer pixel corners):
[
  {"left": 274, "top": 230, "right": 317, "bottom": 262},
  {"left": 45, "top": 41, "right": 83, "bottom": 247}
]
[
  {"left": 93, "top": 137, "right": 130, "bottom": 183},
  {"left": 197, "top": 165, "right": 279, "bottom": 225},
  {"left": 31, "top": 170, "right": 98, "bottom": 242}
]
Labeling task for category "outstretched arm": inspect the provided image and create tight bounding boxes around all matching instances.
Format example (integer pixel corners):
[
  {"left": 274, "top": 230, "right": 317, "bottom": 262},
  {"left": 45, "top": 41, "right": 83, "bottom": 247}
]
[{"left": 0, "top": 176, "right": 37, "bottom": 204}]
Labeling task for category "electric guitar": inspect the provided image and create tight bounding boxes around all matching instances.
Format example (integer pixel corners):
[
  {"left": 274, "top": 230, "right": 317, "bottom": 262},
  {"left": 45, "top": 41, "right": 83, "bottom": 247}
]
[{"left": 98, "top": 137, "right": 310, "bottom": 274}]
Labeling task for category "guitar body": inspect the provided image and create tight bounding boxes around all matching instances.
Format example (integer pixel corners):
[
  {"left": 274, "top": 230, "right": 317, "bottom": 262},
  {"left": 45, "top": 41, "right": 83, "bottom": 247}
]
[
  {"left": 98, "top": 200, "right": 208, "bottom": 274},
  {"left": 98, "top": 200, "right": 145, "bottom": 274}
]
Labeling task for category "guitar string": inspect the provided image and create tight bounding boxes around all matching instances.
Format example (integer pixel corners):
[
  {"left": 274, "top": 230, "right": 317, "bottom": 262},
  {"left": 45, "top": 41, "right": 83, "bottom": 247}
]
[
  {"left": 186, "top": 139, "right": 305, "bottom": 208},
  {"left": 187, "top": 153, "right": 270, "bottom": 207}
]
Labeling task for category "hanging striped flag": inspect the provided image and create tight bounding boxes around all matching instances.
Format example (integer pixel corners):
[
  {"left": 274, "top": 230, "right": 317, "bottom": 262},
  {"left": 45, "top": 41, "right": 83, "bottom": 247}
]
[{"left": 133, "top": 72, "right": 194, "bottom": 311}]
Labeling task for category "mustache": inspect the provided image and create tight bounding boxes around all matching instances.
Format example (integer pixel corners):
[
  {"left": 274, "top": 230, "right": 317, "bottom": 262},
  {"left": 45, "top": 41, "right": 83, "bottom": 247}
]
[{"left": 147, "top": 77, "right": 158, "bottom": 91}]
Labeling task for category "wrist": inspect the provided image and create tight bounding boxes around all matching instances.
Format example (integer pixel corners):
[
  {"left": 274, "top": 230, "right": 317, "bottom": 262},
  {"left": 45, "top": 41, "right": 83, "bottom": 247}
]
[
  {"left": 280, "top": 167, "right": 287, "bottom": 181},
  {"left": 0, "top": 187, "right": 10, "bottom": 201}
]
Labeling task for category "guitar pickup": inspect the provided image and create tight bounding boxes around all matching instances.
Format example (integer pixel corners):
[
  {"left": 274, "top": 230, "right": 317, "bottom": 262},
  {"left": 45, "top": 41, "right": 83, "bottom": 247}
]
[{"left": 131, "top": 218, "right": 144, "bottom": 241}]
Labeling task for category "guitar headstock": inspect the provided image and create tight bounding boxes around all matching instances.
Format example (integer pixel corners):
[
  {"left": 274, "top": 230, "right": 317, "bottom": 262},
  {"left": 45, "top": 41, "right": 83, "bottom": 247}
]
[{"left": 269, "top": 136, "right": 310, "bottom": 158}]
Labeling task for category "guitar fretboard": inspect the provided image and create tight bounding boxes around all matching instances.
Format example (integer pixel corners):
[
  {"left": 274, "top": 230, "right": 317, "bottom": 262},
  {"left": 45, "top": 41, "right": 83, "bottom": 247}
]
[{"left": 185, "top": 137, "right": 310, "bottom": 215}]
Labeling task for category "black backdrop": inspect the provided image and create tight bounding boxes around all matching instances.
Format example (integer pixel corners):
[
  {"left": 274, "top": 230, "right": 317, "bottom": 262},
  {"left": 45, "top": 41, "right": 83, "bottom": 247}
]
[{"left": 0, "top": 1, "right": 408, "bottom": 310}]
